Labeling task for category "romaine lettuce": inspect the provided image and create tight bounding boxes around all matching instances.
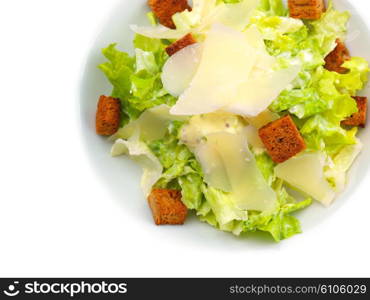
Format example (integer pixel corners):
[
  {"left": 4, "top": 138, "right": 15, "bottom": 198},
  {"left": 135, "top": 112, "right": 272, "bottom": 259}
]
[{"left": 99, "top": 35, "right": 176, "bottom": 125}]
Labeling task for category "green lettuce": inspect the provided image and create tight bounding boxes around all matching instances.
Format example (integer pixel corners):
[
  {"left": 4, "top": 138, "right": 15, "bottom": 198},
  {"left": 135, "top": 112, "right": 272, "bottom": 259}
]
[
  {"left": 263, "top": 1, "right": 368, "bottom": 160},
  {"left": 298, "top": 57, "right": 368, "bottom": 155},
  {"left": 255, "top": 152, "right": 276, "bottom": 185},
  {"left": 201, "top": 185, "right": 248, "bottom": 229},
  {"left": 267, "top": 1, "right": 357, "bottom": 121},
  {"left": 310, "top": 0, "right": 350, "bottom": 56},
  {"left": 301, "top": 115, "right": 358, "bottom": 155},
  {"left": 263, "top": 0, "right": 349, "bottom": 58},
  {"left": 271, "top": 56, "right": 369, "bottom": 120},
  {"left": 244, "top": 186, "right": 312, "bottom": 241},
  {"left": 198, "top": 182, "right": 311, "bottom": 241},
  {"left": 325, "top": 139, "right": 363, "bottom": 191},
  {"left": 258, "top": 0, "right": 287, "bottom": 17},
  {"left": 99, "top": 35, "right": 176, "bottom": 125},
  {"left": 149, "top": 121, "right": 204, "bottom": 209}
]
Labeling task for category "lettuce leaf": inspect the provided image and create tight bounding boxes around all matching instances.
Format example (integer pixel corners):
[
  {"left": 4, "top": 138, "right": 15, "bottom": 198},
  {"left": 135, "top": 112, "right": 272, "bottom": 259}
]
[
  {"left": 301, "top": 115, "right": 358, "bottom": 154},
  {"left": 201, "top": 185, "right": 248, "bottom": 227},
  {"left": 251, "top": 16, "right": 303, "bottom": 42},
  {"left": 178, "top": 174, "right": 204, "bottom": 210},
  {"left": 258, "top": 0, "right": 287, "bottom": 17},
  {"left": 267, "top": 2, "right": 360, "bottom": 123},
  {"left": 297, "top": 56, "right": 368, "bottom": 155},
  {"left": 272, "top": 56, "right": 369, "bottom": 120},
  {"left": 111, "top": 132, "right": 163, "bottom": 197},
  {"left": 340, "top": 57, "right": 370, "bottom": 94},
  {"left": 310, "top": 0, "right": 350, "bottom": 56},
  {"left": 243, "top": 185, "right": 312, "bottom": 241},
  {"left": 267, "top": 17, "right": 368, "bottom": 157},
  {"left": 149, "top": 121, "right": 204, "bottom": 209},
  {"left": 99, "top": 44, "right": 139, "bottom": 123},
  {"left": 198, "top": 182, "right": 311, "bottom": 241},
  {"left": 325, "top": 139, "right": 363, "bottom": 191},
  {"left": 99, "top": 35, "right": 176, "bottom": 126},
  {"left": 255, "top": 152, "right": 276, "bottom": 185}
]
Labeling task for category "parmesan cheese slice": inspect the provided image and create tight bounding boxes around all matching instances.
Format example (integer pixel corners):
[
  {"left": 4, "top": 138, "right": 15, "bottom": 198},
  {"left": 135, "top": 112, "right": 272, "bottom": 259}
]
[
  {"left": 169, "top": 23, "right": 301, "bottom": 117},
  {"left": 275, "top": 152, "right": 336, "bottom": 206},
  {"left": 244, "top": 125, "right": 265, "bottom": 154},
  {"left": 180, "top": 112, "right": 243, "bottom": 192},
  {"left": 161, "top": 43, "right": 203, "bottom": 97},
  {"left": 180, "top": 113, "right": 276, "bottom": 211},
  {"left": 170, "top": 23, "right": 257, "bottom": 115},
  {"left": 204, "top": 131, "right": 277, "bottom": 211},
  {"left": 225, "top": 64, "right": 301, "bottom": 117},
  {"left": 195, "top": 142, "right": 231, "bottom": 192}
]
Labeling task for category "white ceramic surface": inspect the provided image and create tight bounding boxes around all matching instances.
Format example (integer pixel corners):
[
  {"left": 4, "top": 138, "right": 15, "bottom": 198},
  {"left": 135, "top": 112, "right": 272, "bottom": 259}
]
[{"left": 80, "top": 0, "right": 370, "bottom": 247}]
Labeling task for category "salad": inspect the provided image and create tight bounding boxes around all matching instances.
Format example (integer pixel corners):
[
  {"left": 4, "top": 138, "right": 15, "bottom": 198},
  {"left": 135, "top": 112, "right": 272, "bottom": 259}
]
[{"left": 95, "top": 0, "right": 369, "bottom": 242}]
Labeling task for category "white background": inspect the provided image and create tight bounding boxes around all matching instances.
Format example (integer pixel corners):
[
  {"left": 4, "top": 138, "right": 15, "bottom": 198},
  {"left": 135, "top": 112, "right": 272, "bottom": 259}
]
[{"left": 0, "top": 0, "right": 369, "bottom": 277}]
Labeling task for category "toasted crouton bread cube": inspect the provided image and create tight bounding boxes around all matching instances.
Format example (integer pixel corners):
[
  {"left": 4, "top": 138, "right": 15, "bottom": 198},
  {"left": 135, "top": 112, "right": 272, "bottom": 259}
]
[
  {"left": 148, "top": 0, "right": 191, "bottom": 29},
  {"left": 288, "top": 0, "right": 325, "bottom": 20},
  {"left": 148, "top": 189, "right": 188, "bottom": 225},
  {"left": 96, "top": 95, "right": 121, "bottom": 136},
  {"left": 324, "top": 39, "right": 350, "bottom": 74},
  {"left": 259, "top": 115, "right": 306, "bottom": 163},
  {"left": 341, "top": 96, "right": 368, "bottom": 128},
  {"left": 165, "top": 34, "right": 196, "bottom": 56}
]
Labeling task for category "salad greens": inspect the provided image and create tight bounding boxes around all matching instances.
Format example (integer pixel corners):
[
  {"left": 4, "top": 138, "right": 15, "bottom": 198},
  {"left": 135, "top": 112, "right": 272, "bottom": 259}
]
[
  {"left": 99, "top": 0, "right": 369, "bottom": 242},
  {"left": 99, "top": 35, "right": 175, "bottom": 125}
]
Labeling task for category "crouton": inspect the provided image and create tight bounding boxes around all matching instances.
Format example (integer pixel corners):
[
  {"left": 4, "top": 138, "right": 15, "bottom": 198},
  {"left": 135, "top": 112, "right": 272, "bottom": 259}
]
[
  {"left": 148, "top": 189, "right": 188, "bottom": 225},
  {"left": 324, "top": 39, "right": 350, "bottom": 74},
  {"left": 341, "top": 96, "right": 368, "bottom": 128},
  {"left": 148, "top": 0, "right": 191, "bottom": 29},
  {"left": 165, "top": 34, "right": 196, "bottom": 56},
  {"left": 288, "top": 0, "right": 325, "bottom": 20},
  {"left": 259, "top": 115, "right": 306, "bottom": 163},
  {"left": 96, "top": 95, "right": 121, "bottom": 136}
]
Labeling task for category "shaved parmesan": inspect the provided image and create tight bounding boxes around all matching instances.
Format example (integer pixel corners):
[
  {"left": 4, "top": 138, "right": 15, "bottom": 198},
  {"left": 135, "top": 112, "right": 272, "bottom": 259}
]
[
  {"left": 195, "top": 142, "right": 232, "bottom": 192},
  {"left": 225, "top": 64, "right": 301, "bottom": 117},
  {"left": 204, "top": 131, "right": 276, "bottom": 211},
  {"left": 170, "top": 23, "right": 257, "bottom": 115},
  {"left": 275, "top": 153, "right": 336, "bottom": 206},
  {"left": 180, "top": 112, "right": 244, "bottom": 192},
  {"left": 161, "top": 43, "right": 203, "bottom": 97},
  {"left": 180, "top": 113, "right": 276, "bottom": 211},
  {"left": 245, "top": 125, "right": 265, "bottom": 154},
  {"left": 170, "top": 23, "right": 301, "bottom": 117}
]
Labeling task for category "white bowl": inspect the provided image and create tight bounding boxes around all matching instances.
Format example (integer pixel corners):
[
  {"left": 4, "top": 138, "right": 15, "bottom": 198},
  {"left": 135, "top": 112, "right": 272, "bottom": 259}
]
[{"left": 80, "top": 0, "right": 370, "bottom": 248}]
